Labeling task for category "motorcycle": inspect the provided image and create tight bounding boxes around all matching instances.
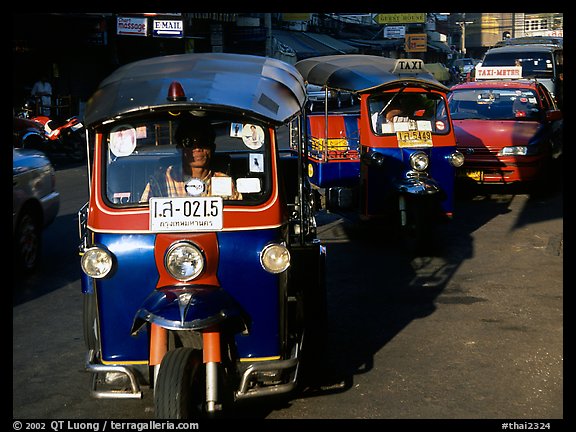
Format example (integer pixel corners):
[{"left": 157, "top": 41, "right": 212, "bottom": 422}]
[
  {"left": 78, "top": 52, "right": 326, "bottom": 418},
  {"left": 15, "top": 101, "right": 86, "bottom": 161},
  {"left": 295, "top": 55, "right": 464, "bottom": 245}
]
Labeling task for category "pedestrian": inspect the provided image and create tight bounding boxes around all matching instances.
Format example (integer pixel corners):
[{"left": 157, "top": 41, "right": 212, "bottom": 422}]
[{"left": 31, "top": 74, "right": 53, "bottom": 116}]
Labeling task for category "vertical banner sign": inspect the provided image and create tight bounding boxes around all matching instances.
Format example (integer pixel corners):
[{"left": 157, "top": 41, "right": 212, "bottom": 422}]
[{"left": 117, "top": 16, "right": 148, "bottom": 36}]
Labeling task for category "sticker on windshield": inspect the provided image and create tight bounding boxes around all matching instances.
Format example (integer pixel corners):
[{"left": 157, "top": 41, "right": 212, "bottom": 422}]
[
  {"left": 230, "top": 122, "right": 243, "bottom": 138},
  {"left": 185, "top": 178, "right": 206, "bottom": 197},
  {"left": 249, "top": 153, "right": 264, "bottom": 173},
  {"left": 109, "top": 125, "right": 137, "bottom": 157},
  {"left": 242, "top": 124, "right": 264, "bottom": 149},
  {"left": 237, "top": 177, "right": 261, "bottom": 193}
]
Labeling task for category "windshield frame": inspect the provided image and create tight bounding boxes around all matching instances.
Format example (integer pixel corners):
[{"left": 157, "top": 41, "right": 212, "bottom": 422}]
[
  {"left": 368, "top": 90, "right": 451, "bottom": 136},
  {"left": 100, "top": 112, "right": 274, "bottom": 209}
]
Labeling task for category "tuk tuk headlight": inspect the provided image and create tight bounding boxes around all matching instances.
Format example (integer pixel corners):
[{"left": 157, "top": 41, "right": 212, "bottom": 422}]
[
  {"left": 447, "top": 150, "right": 465, "bottom": 167},
  {"left": 165, "top": 241, "right": 205, "bottom": 281},
  {"left": 260, "top": 243, "right": 291, "bottom": 274},
  {"left": 410, "top": 151, "right": 429, "bottom": 171},
  {"left": 81, "top": 246, "right": 114, "bottom": 279}
]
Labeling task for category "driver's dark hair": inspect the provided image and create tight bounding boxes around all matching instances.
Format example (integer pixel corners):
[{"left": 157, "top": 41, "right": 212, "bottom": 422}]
[{"left": 175, "top": 113, "right": 215, "bottom": 148}]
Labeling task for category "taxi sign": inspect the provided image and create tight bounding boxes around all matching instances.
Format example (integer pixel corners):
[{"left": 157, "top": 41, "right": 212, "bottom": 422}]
[
  {"left": 149, "top": 197, "right": 223, "bottom": 232},
  {"left": 475, "top": 66, "right": 523, "bottom": 80},
  {"left": 391, "top": 58, "right": 425, "bottom": 74}
]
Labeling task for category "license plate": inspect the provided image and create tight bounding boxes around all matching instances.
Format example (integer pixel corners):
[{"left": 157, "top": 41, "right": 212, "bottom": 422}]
[
  {"left": 458, "top": 170, "right": 483, "bottom": 181},
  {"left": 149, "top": 197, "right": 223, "bottom": 232},
  {"left": 396, "top": 130, "right": 433, "bottom": 147}
]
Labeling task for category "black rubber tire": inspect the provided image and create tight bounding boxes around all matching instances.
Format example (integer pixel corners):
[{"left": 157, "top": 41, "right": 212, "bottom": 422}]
[
  {"left": 14, "top": 209, "right": 42, "bottom": 272},
  {"left": 154, "top": 348, "right": 205, "bottom": 419}
]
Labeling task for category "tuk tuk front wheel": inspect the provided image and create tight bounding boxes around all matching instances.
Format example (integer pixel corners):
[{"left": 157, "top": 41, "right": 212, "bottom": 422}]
[{"left": 154, "top": 348, "right": 205, "bottom": 419}]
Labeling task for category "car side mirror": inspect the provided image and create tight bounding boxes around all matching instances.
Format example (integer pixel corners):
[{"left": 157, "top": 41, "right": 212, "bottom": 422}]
[{"left": 546, "top": 110, "right": 562, "bottom": 122}]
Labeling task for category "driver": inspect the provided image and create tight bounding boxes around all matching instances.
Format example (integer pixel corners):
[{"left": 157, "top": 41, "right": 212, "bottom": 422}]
[{"left": 140, "top": 115, "right": 241, "bottom": 202}]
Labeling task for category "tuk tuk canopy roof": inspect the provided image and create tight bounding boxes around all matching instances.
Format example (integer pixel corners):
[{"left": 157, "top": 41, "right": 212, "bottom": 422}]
[
  {"left": 84, "top": 53, "right": 307, "bottom": 127},
  {"left": 295, "top": 54, "right": 449, "bottom": 94}
]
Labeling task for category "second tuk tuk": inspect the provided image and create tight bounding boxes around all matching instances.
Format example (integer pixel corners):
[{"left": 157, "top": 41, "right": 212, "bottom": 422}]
[
  {"left": 295, "top": 55, "right": 464, "bottom": 240},
  {"left": 78, "top": 52, "right": 326, "bottom": 418}
]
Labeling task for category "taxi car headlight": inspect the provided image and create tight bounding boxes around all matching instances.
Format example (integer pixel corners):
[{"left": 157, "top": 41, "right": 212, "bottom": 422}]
[
  {"left": 165, "top": 241, "right": 205, "bottom": 281},
  {"left": 447, "top": 150, "right": 465, "bottom": 167},
  {"left": 410, "top": 151, "right": 429, "bottom": 171},
  {"left": 260, "top": 243, "right": 291, "bottom": 274},
  {"left": 81, "top": 246, "right": 114, "bottom": 279}
]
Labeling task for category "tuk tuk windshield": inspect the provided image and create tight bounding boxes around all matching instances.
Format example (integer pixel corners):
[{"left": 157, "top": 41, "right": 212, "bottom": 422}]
[
  {"left": 449, "top": 88, "right": 542, "bottom": 120},
  {"left": 103, "top": 113, "right": 272, "bottom": 207},
  {"left": 368, "top": 91, "right": 450, "bottom": 136}
]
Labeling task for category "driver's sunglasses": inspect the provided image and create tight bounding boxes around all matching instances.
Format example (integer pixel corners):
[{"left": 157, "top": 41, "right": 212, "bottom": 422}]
[{"left": 177, "top": 137, "right": 211, "bottom": 149}]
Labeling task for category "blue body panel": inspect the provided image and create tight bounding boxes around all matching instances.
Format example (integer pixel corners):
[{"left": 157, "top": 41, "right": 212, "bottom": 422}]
[
  {"left": 90, "top": 228, "right": 283, "bottom": 363},
  {"left": 216, "top": 229, "right": 281, "bottom": 358},
  {"left": 93, "top": 233, "right": 158, "bottom": 362},
  {"left": 364, "top": 146, "right": 456, "bottom": 216},
  {"left": 308, "top": 158, "right": 360, "bottom": 188},
  {"left": 306, "top": 113, "right": 361, "bottom": 188}
]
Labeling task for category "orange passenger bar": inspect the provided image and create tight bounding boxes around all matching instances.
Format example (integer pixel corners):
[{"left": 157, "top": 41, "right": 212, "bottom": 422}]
[
  {"left": 203, "top": 329, "right": 221, "bottom": 363},
  {"left": 149, "top": 323, "right": 168, "bottom": 366}
]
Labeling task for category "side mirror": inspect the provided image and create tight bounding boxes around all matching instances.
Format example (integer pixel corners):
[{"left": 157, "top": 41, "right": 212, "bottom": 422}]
[{"left": 546, "top": 110, "right": 562, "bottom": 122}]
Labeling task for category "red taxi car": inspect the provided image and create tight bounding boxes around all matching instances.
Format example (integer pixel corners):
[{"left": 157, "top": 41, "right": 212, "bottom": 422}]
[{"left": 448, "top": 70, "right": 562, "bottom": 188}]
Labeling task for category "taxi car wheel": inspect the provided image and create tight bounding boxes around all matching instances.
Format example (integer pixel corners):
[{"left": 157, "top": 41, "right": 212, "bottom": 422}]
[
  {"left": 155, "top": 348, "right": 205, "bottom": 419},
  {"left": 15, "top": 210, "right": 42, "bottom": 272}
]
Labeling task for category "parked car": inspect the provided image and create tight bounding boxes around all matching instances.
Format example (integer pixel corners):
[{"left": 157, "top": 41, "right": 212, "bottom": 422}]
[
  {"left": 481, "top": 43, "right": 563, "bottom": 109},
  {"left": 13, "top": 148, "right": 60, "bottom": 272},
  {"left": 451, "top": 58, "right": 479, "bottom": 81},
  {"left": 305, "top": 83, "right": 355, "bottom": 111},
  {"left": 13, "top": 115, "right": 47, "bottom": 149},
  {"left": 448, "top": 77, "right": 562, "bottom": 190}
]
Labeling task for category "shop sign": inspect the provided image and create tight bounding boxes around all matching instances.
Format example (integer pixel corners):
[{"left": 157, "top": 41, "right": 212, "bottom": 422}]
[
  {"left": 117, "top": 16, "right": 148, "bottom": 37},
  {"left": 383, "top": 26, "right": 406, "bottom": 39},
  {"left": 153, "top": 19, "right": 184, "bottom": 38},
  {"left": 405, "top": 33, "right": 427, "bottom": 52},
  {"left": 375, "top": 13, "right": 426, "bottom": 24}
]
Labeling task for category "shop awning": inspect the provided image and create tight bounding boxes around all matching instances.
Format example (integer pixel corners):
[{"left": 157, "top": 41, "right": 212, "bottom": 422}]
[
  {"left": 344, "top": 38, "right": 404, "bottom": 51},
  {"left": 273, "top": 30, "right": 358, "bottom": 60},
  {"left": 427, "top": 40, "right": 452, "bottom": 54}
]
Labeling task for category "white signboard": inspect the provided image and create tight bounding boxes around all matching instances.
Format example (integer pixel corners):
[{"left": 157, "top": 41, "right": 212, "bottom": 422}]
[
  {"left": 153, "top": 20, "right": 184, "bottom": 38},
  {"left": 383, "top": 25, "right": 405, "bottom": 39},
  {"left": 117, "top": 17, "right": 148, "bottom": 37},
  {"left": 475, "top": 66, "right": 523, "bottom": 80}
]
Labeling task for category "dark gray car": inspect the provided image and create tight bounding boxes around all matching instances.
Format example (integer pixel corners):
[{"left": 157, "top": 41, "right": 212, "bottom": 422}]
[{"left": 13, "top": 148, "right": 60, "bottom": 272}]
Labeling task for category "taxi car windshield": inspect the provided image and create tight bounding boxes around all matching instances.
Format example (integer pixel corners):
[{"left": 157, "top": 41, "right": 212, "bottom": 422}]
[
  {"left": 448, "top": 89, "right": 541, "bottom": 121},
  {"left": 103, "top": 116, "right": 271, "bottom": 207}
]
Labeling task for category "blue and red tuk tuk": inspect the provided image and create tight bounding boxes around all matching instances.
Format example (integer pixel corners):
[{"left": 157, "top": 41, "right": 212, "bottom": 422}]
[
  {"left": 78, "top": 52, "right": 326, "bottom": 418},
  {"left": 295, "top": 55, "right": 464, "bottom": 240}
]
